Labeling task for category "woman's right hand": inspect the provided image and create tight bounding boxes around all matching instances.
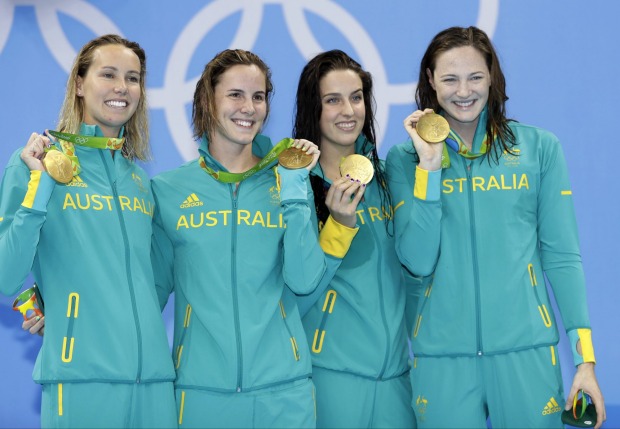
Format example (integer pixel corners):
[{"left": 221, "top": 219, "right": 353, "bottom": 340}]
[
  {"left": 22, "top": 315, "right": 45, "bottom": 336},
  {"left": 324, "top": 176, "right": 366, "bottom": 228},
  {"left": 20, "top": 132, "right": 50, "bottom": 172},
  {"left": 403, "top": 109, "right": 444, "bottom": 171}
]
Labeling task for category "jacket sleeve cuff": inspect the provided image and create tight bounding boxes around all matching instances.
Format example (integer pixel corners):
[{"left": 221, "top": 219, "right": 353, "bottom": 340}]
[
  {"left": 277, "top": 166, "right": 309, "bottom": 204},
  {"left": 414, "top": 166, "right": 441, "bottom": 201},
  {"left": 568, "top": 328, "right": 596, "bottom": 366},
  {"left": 318, "top": 215, "right": 358, "bottom": 258},
  {"left": 21, "top": 170, "right": 55, "bottom": 212}
]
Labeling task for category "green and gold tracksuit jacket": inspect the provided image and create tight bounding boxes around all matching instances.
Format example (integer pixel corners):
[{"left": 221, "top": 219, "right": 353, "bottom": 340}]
[
  {"left": 298, "top": 135, "right": 419, "bottom": 381},
  {"left": 386, "top": 109, "right": 595, "bottom": 365},
  {"left": 151, "top": 134, "right": 326, "bottom": 393},
  {"left": 0, "top": 124, "right": 175, "bottom": 384}
]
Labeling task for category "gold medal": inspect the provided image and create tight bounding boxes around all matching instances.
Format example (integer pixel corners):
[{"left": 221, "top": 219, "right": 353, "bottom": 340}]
[
  {"left": 42, "top": 150, "right": 73, "bottom": 183},
  {"left": 416, "top": 113, "right": 450, "bottom": 143},
  {"left": 339, "top": 154, "right": 374, "bottom": 184},
  {"left": 278, "top": 147, "right": 313, "bottom": 169}
]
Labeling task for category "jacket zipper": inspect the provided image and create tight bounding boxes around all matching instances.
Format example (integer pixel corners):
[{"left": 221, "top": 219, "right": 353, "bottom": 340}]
[
  {"left": 230, "top": 184, "right": 243, "bottom": 392},
  {"left": 465, "top": 160, "right": 483, "bottom": 356},
  {"left": 363, "top": 200, "right": 390, "bottom": 378},
  {"left": 101, "top": 151, "right": 143, "bottom": 382}
]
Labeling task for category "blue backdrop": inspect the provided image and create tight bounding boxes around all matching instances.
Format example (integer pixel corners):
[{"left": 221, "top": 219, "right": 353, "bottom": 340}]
[{"left": 1, "top": 1, "right": 618, "bottom": 427}]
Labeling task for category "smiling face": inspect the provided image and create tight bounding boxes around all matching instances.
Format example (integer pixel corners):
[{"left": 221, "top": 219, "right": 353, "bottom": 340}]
[
  {"left": 76, "top": 44, "right": 141, "bottom": 137},
  {"left": 318, "top": 69, "right": 365, "bottom": 152},
  {"left": 428, "top": 45, "right": 490, "bottom": 137},
  {"left": 210, "top": 64, "right": 267, "bottom": 151}
]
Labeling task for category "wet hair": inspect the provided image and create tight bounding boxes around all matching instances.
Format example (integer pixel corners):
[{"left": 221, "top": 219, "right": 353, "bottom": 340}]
[
  {"left": 57, "top": 34, "right": 150, "bottom": 161},
  {"left": 192, "top": 49, "right": 273, "bottom": 140},
  {"left": 293, "top": 49, "right": 393, "bottom": 231},
  {"left": 416, "top": 26, "right": 516, "bottom": 162}
]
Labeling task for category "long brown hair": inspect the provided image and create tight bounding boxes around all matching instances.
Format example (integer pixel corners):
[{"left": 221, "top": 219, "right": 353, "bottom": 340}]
[
  {"left": 58, "top": 34, "right": 150, "bottom": 161},
  {"left": 293, "top": 49, "right": 393, "bottom": 231},
  {"left": 192, "top": 49, "right": 273, "bottom": 141},
  {"left": 416, "top": 26, "right": 516, "bottom": 162}
]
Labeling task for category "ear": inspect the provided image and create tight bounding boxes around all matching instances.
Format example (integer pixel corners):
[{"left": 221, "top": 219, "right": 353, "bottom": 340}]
[
  {"left": 426, "top": 68, "right": 436, "bottom": 90},
  {"left": 76, "top": 76, "right": 84, "bottom": 97}
]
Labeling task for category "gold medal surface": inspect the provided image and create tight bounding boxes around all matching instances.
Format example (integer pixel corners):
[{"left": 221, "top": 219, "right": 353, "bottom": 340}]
[
  {"left": 278, "top": 147, "right": 313, "bottom": 169},
  {"left": 339, "top": 154, "right": 374, "bottom": 184},
  {"left": 416, "top": 113, "right": 450, "bottom": 143},
  {"left": 42, "top": 150, "right": 73, "bottom": 183}
]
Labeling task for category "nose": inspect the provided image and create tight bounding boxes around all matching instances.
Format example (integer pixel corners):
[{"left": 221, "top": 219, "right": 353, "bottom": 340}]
[
  {"left": 456, "top": 80, "right": 471, "bottom": 98},
  {"left": 114, "top": 79, "right": 128, "bottom": 95},
  {"left": 240, "top": 98, "right": 255, "bottom": 115},
  {"left": 341, "top": 99, "right": 354, "bottom": 116}
]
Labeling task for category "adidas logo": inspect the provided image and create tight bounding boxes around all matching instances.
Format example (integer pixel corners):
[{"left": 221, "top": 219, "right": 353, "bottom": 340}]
[
  {"left": 66, "top": 176, "right": 87, "bottom": 188},
  {"left": 542, "top": 397, "right": 561, "bottom": 415},
  {"left": 180, "top": 193, "right": 204, "bottom": 208}
]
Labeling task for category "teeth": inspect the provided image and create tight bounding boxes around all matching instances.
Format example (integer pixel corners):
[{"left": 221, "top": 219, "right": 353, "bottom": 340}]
[
  {"left": 337, "top": 122, "right": 356, "bottom": 131},
  {"left": 234, "top": 120, "right": 252, "bottom": 127},
  {"left": 455, "top": 100, "right": 474, "bottom": 107},
  {"left": 106, "top": 100, "right": 127, "bottom": 107}
]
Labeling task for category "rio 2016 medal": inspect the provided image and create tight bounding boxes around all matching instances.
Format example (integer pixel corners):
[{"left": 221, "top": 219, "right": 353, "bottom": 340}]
[
  {"left": 42, "top": 150, "right": 73, "bottom": 183},
  {"left": 339, "top": 154, "right": 374, "bottom": 184},
  {"left": 278, "top": 147, "right": 313, "bottom": 169},
  {"left": 416, "top": 113, "right": 450, "bottom": 143}
]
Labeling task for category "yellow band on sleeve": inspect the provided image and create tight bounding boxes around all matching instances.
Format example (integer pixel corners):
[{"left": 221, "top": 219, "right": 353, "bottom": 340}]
[
  {"left": 22, "top": 170, "right": 43, "bottom": 209},
  {"left": 414, "top": 166, "right": 441, "bottom": 201},
  {"left": 318, "top": 215, "right": 359, "bottom": 258},
  {"left": 578, "top": 328, "right": 596, "bottom": 363},
  {"left": 568, "top": 328, "right": 596, "bottom": 366},
  {"left": 413, "top": 166, "right": 429, "bottom": 200}
]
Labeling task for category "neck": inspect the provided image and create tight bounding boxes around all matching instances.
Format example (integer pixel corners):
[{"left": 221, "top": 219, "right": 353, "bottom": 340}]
[
  {"left": 319, "top": 141, "right": 356, "bottom": 181},
  {"left": 209, "top": 140, "right": 258, "bottom": 173},
  {"left": 450, "top": 119, "right": 478, "bottom": 151}
]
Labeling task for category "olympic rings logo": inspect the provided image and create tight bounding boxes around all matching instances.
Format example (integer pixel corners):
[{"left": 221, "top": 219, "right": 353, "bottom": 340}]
[{"left": 0, "top": 0, "right": 499, "bottom": 161}]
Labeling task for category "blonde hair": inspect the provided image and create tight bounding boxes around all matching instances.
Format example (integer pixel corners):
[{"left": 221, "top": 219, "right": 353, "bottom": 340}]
[{"left": 57, "top": 34, "right": 150, "bottom": 161}]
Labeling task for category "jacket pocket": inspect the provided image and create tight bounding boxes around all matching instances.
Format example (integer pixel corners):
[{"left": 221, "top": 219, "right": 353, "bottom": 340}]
[
  {"left": 279, "top": 300, "right": 301, "bottom": 361},
  {"left": 61, "top": 293, "right": 79, "bottom": 363},
  {"left": 310, "top": 289, "right": 337, "bottom": 354},
  {"left": 528, "top": 263, "right": 552, "bottom": 328},
  {"left": 175, "top": 304, "right": 192, "bottom": 369},
  {"left": 412, "top": 276, "right": 434, "bottom": 338}
]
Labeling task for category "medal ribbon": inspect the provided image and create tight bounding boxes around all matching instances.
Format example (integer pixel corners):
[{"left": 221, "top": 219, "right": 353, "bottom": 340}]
[
  {"left": 47, "top": 130, "right": 125, "bottom": 175},
  {"left": 199, "top": 138, "right": 293, "bottom": 183},
  {"left": 441, "top": 130, "right": 492, "bottom": 169}
]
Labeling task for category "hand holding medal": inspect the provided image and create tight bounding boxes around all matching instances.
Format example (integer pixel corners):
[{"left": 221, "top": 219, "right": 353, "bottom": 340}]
[
  {"left": 339, "top": 154, "right": 374, "bottom": 185},
  {"left": 403, "top": 109, "right": 446, "bottom": 171},
  {"left": 416, "top": 112, "right": 450, "bottom": 143},
  {"left": 20, "top": 131, "right": 73, "bottom": 183},
  {"left": 278, "top": 139, "right": 320, "bottom": 171}
]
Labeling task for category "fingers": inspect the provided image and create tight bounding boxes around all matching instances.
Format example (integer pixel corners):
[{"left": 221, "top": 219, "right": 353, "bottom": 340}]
[
  {"left": 20, "top": 132, "right": 50, "bottom": 171},
  {"left": 292, "top": 139, "right": 321, "bottom": 171},
  {"left": 22, "top": 315, "right": 45, "bottom": 336},
  {"left": 403, "top": 108, "right": 435, "bottom": 133},
  {"left": 325, "top": 176, "right": 366, "bottom": 228}
]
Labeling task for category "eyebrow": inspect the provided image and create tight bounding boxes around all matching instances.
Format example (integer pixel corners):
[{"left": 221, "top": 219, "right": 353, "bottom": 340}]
[
  {"left": 100, "top": 66, "right": 140, "bottom": 75},
  {"left": 321, "top": 88, "right": 363, "bottom": 98}
]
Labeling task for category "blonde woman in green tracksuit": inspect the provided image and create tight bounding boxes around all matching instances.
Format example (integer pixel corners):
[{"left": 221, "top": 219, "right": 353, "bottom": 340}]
[
  {"left": 291, "top": 50, "right": 428, "bottom": 428},
  {"left": 150, "top": 49, "right": 333, "bottom": 428},
  {"left": 0, "top": 35, "right": 176, "bottom": 428},
  {"left": 387, "top": 26, "right": 606, "bottom": 428}
]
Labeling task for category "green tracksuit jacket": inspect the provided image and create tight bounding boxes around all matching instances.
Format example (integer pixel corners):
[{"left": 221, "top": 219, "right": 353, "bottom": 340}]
[
  {"left": 151, "top": 134, "right": 326, "bottom": 393},
  {"left": 0, "top": 124, "right": 175, "bottom": 384},
  {"left": 300, "top": 136, "right": 410, "bottom": 380},
  {"left": 386, "top": 110, "right": 594, "bottom": 362}
]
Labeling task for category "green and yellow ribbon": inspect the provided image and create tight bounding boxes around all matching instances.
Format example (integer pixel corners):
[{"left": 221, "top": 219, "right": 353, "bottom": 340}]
[
  {"left": 199, "top": 138, "right": 293, "bottom": 183},
  {"left": 47, "top": 130, "right": 125, "bottom": 176},
  {"left": 441, "top": 130, "right": 492, "bottom": 169}
]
